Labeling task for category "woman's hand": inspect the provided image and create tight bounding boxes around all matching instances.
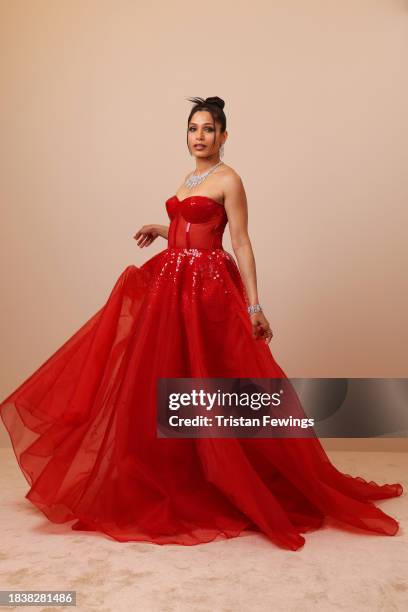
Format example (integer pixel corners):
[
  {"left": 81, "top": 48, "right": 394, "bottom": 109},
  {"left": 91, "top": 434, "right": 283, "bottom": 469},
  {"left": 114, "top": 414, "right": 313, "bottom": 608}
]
[
  {"left": 133, "top": 224, "right": 160, "bottom": 248},
  {"left": 250, "top": 311, "right": 274, "bottom": 344}
]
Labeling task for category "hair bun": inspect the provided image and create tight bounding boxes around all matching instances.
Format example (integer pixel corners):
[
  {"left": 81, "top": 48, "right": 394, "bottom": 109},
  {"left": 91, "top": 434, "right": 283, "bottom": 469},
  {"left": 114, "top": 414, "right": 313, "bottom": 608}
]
[{"left": 204, "top": 96, "right": 225, "bottom": 110}]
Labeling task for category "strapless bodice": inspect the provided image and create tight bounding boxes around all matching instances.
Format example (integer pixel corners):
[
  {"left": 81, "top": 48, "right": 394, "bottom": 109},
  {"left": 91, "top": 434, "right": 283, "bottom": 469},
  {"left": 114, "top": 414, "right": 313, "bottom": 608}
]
[{"left": 166, "top": 195, "right": 228, "bottom": 249}]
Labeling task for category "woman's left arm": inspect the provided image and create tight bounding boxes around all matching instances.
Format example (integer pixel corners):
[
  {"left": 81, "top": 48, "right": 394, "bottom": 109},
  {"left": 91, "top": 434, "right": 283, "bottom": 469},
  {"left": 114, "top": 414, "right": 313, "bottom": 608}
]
[{"left": 223, "top": 173, "right": 273, "bottom": 344}]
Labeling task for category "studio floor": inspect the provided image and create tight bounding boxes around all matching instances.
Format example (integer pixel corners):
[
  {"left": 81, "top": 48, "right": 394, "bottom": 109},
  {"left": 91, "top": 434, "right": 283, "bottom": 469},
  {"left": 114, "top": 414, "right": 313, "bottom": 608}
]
[{"left": 0, "top": 448, "right": 407, "bottom": 612}]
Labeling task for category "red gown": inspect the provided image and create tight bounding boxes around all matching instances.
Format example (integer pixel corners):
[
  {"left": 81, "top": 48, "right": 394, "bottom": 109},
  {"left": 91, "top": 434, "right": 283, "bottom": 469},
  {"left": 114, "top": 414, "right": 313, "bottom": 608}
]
[{"left": 0, "top": 194, "right": 403, "bottom": 550}]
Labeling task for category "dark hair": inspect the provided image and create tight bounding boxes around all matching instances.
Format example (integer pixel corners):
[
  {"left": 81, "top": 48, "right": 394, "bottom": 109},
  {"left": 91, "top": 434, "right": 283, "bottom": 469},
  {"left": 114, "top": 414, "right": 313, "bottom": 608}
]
[{"left": 186, "top": 96, "right": 226, "bottom": 150}]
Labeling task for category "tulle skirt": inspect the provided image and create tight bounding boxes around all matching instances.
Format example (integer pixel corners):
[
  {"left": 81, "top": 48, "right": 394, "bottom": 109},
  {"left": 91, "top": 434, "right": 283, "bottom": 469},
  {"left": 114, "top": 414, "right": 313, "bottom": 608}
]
[{"left": 0, "top": 247, "right": 403, "bottom": 549}]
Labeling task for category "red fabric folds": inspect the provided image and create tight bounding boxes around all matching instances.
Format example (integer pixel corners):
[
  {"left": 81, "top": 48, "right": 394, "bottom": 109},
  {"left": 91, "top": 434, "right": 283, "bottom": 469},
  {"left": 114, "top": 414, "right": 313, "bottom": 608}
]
[{"left": 0, "top": 195, "right": 403, "bottom": 550}]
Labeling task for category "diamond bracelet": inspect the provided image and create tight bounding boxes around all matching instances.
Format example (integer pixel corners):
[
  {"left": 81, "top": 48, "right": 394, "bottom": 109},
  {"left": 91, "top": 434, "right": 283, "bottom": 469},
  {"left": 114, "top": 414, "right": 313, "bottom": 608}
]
[{"left": 248, "top": 303, "right": 262, "bottom": 316}]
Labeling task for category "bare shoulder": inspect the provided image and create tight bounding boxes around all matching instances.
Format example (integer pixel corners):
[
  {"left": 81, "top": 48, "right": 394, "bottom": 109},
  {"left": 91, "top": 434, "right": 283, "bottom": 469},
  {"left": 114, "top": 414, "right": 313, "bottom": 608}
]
[
  {"left": 219, "top": 165, "right": 245, "bottom": 200},
  {"left": 218, "top": 164, "right": 242, "bottom": 181}
]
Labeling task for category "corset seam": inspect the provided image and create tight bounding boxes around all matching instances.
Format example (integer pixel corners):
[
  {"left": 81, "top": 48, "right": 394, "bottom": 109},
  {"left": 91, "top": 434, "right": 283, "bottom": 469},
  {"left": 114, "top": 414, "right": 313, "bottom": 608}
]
[
  {"left": 171, "top": 211, "right": 180, "bottom": 247},
  {"left": 168, "top": 210, "right": 225, "bottom": 249}
]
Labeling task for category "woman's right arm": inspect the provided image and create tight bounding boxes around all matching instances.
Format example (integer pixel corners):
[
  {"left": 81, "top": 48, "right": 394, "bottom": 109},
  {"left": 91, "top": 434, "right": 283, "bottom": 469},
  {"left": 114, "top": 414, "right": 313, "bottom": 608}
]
[
  {"left": 154, "top": 224, "right": 169, "bottom": 239},
  {"left": 133, "top": 223, "right": 169, "bottom": 248}
]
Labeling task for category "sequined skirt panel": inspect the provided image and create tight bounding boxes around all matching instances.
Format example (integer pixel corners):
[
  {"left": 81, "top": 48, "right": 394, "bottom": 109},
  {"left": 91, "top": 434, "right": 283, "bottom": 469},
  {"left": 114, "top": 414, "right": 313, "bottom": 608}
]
[{"left": 0, "top": 246, "right": 402, "bottom": 549}]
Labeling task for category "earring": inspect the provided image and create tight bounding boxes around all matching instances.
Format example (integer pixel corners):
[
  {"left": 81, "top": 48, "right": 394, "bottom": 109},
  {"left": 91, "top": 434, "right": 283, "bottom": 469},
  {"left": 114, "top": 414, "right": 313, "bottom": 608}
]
[{"left": 219, "top": 144, "right": 224, "bottom": 159}]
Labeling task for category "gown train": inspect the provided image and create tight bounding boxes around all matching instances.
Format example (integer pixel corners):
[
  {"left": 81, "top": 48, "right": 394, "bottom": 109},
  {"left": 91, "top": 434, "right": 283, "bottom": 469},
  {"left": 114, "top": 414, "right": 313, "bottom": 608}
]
[{"left": 0, "top": 194, "right": 403, "bottom": 550}]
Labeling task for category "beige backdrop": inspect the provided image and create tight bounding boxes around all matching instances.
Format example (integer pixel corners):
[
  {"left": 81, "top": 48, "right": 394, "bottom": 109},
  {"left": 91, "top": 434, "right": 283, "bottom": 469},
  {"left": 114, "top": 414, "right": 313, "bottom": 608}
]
[{"left": 1, "top": 1, "right": 407, "bottom": 451}]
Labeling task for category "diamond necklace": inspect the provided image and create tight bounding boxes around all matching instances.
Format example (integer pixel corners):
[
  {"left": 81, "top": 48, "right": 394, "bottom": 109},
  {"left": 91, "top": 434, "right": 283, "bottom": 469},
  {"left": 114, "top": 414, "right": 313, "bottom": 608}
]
[{"left": 185, "top": 161, "right": 224, "bottom": 189}]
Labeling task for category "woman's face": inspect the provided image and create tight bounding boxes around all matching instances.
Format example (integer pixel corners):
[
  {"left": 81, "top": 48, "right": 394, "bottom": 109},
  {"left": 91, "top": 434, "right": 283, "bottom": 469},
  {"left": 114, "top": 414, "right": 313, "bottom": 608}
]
[{"left": 187, "top": 110, "right": 225, "bottom": 158}]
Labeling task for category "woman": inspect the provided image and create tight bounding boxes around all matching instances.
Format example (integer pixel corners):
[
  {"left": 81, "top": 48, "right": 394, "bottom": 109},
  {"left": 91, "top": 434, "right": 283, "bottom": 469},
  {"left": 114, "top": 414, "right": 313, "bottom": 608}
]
[
  {"left": 0, "top": 96, "right": 402, "bottom": 550},
  {"left": 134, "top": 97, "right": 273, "bottom": 345}
]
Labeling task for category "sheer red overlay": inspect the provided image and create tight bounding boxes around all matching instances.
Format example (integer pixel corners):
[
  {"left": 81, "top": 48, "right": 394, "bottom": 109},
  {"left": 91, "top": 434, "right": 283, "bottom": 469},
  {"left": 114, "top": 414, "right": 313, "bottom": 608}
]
[{"left": 0, "top": 194, "right": 403, "bottom": 550}]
